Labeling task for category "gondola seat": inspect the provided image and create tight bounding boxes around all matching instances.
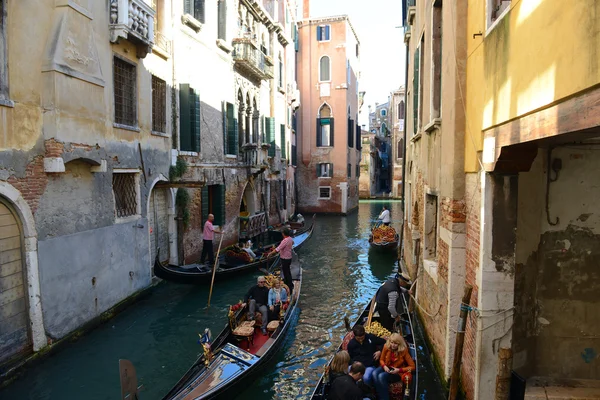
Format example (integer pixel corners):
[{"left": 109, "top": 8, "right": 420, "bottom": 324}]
[
  {"left": 341, "top": 331, "right": 355, "bottom": 351},
  {"left": 232, "top": 320, "right": 255, "bottom": 350},
  {"left": 266, "top": 320, "right": 279, "bottom": 335}
]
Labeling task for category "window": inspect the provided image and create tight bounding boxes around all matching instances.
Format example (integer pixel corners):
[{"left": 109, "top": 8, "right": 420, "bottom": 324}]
[
  {"left": 380, "top": 109, "right": 387, "bottom": 117},
  {"left": 152, "top": 76, "right": 167, "bottom": 133},
  {"left": 317, "top": 163, "right": 333, "bottom": 178},
  {"left": 347, "top": 118, "right": 355, "bottom": 148},
  {"left": 280, "top": 124, "right": 286, "bottom": 159},
  {"left": 0, "top": 0, "right": 9, "bottom": 104},
  {"left": 184, "top": 0, "right": 205, "bottom": 24},
  {"left": 356, "top": 123, "right": 361, "bottom": 151},
  {"left": 316, "top": 25, "right": 330, "bottom": 41},
  {"left": 418, "top": 36, "right": 425, "bottom": 130},
  {"left": 217, "top": 0, "right": 227, "bottom": 40},
  {"left": 488, "top": 0, "right": 511, "bottom": 28},
  {"left": 413, "top": 40, "right": 421, "bottom": 135},
  {"left": 317, "top": 104, "right": 334, "bottom": 147},
  {"left": 266, "top": 117, "right": 276, "bottom": 157},
  {"left": 318, "top": 186, "right": 331, "bottom": 199},
  {"left": 202, "top": 185, "right": 226, "bottom": 226},
  {"left": 397, "top": 138, "right": 404, "bottom": 160},
  {"left": 224, "top": 102, "right": 238, "bottom": 155},
  {"left": 347, "top": 163, "right": 351, "bottom": 178},
  {"left": 113, "top": 171, "right": 140, "bottom": 219},
  {"left": 319, "top": 56, "right": 331, "bottom": 82},
  {"left": 113, "top": 56, "right": 137, "bottom": 127},
  {"left": 179, "top": 84, "right": 201, "bottom": 152},
  {"left": 424, "top": 194, "right": 438, "bottom": 259},
  {"left": 431, "top": 3, "right": 442, "bottom": 118},
  {"left": 356, "top": 43, "right": 359, "bottom": 58},
  {"left": 398, "top": 101, "right": 405, "bottom": 119},
  {"left": 346, "top": 60, "right": 351, "bottom": 85},
  {"left": 356, "top": 164, "right": 360, "bottom": 178},
  {"left": 280, "top": 180, "right": 287, "bottom": 210},
  {"left": 278, "top": 54, "right": 284, "bottom": 88}
]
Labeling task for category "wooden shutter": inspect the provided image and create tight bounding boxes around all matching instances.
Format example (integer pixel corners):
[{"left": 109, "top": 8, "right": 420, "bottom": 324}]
[
  {"left": 191, "top": 88, "right": 201, "bottom": 152},
  {"left": 184, "top": 0, "right": 193, "bottom": 15},
  {"left": 316, "top": 26, "right": 322, "bottom": 41},
  {"left": 348, "top": 118, "right": 354, "bottom": 148},
  {"left": 201, "top": 186, "right": 209, "bottom": 225},
  {"left": 226, "top": 103, "right": 237, "bottom": 155},
  {"left": 329, "top": 163, "right": 333, "bottom": 177},
  {"left": 316, "top": 118, "right": 322, "bottom": 147},
  {"left": 222, "top": 101, "right": 227, "bottom": 155},
  {"left": 212, "top": 185, "right": 226, "bottom": 226},
  {"left": 325, "top": 25, "right": 330, "bottom": 40},
  {"left": 356, "top": 123, "right": 361, "bottom": 150},
  {"left": 280, "top": 124, "right": 286, "bottom": 159},
  {"left": 329, "top": 118, "right": 335, "bottom": 147},
  {"left": 413, "top": 46, "right": 420, "bottom": 135},
  {"left": 195, "top": 0, "right": 205, "bottom": 23},
  {"left": 218, "top": 0, "right": 227, "bottom": 40},
  {"left": 267, "top": 117, "right": 275, "bottom": 157},
  {"left": 179, "top": 84, "right": 192, "bottom": 151},
  {"left": 294, "top": 25, "right": 298, "bottom": 51}
]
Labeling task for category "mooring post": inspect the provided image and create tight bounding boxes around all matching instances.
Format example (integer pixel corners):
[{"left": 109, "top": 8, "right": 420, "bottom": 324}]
[{"left": 449, "top": 285, "right": 473, "bottom": 400}]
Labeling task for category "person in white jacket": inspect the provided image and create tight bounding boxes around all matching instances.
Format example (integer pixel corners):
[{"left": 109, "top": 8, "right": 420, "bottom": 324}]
[{"left": 378, "top": 206, "right": 391, "bottom": 226}]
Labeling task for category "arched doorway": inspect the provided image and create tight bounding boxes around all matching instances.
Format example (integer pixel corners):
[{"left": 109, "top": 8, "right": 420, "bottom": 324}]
[{"left": 0, "top": 198, "right": 31, "bottom": 362}]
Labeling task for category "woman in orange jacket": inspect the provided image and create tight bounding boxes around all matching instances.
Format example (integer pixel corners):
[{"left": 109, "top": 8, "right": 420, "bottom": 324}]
[{"left": 372, "top": 333, "right": 415, "bottom": 400}]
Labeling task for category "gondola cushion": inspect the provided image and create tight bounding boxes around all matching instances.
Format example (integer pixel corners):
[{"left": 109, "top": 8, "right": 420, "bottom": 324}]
[
  {"left": 233, "top": 321, "right": 255, "bottom": 337},
  {"left": 254, "top": 313, "right": 263, "bottom": 327},
  {"left": 267, "top": 320, "right": 279, "bottom": 331},
  {"left": 341, "top": 332, "right": 355, "bottom": 351}
]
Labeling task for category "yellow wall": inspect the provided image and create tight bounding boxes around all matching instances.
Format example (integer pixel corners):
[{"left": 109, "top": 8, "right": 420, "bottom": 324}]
[{"left": 465, "top": 0, "right": 600, "bottom": 172}]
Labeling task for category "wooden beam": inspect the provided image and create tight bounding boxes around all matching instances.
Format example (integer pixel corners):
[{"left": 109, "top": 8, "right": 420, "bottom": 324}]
[{"left": 155, "top": 181, "right": 205, "bottom": 189}]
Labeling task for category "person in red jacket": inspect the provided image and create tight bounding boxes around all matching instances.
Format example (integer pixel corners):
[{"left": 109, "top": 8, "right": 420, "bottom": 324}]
[{"left": 372, "top": 333, "right": 415, "bottom": 400}]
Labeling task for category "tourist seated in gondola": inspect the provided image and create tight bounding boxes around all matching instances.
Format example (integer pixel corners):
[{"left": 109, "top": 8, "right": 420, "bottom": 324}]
[
  {"left": 242, "top": 276, "right": 270, "bottom": 335},
  {"left": 267, "top": 278, "right": 288, "bottom": 321},
  {"left": 372, "top": 333, "right": 415, "bottom": 400},
  {"left": 242, "top": 240, "right": 257, "bottom": 261},
  {"left": 347, "top": 325, "right": 386, "bottom": 386},
  {"left": 328, "top": 355, "right": 371, "bottom": 400}
]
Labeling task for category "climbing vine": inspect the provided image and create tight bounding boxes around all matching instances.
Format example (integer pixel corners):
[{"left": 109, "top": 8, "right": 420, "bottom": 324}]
[
  {"left": 169, "top": 157, "right": 188, "bottom": 181},
  {"left": 175, "top": 188, "right": 191, "bottom": 228}
]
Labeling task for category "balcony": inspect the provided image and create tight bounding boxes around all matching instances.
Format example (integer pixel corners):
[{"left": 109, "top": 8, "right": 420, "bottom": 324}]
[
  {"left": 232, "top": 39, "right": 274, "bottom": 82},
  {"left": 239, "top": 212, "right": 267, "bottom": 239},
  {"left": 153, "top": 30, "right": 172, "bottom": 57},
  {"left": 109, "top": 0, "right": 155, "bottom": 58}
]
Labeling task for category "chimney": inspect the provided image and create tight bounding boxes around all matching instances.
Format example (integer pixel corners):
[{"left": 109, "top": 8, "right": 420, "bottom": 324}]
[{"left": 303, "top": 0, "right": 310, "bottom": 19}]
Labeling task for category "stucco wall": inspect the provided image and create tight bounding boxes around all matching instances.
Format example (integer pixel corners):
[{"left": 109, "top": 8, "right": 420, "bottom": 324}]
[
  {"left": 514, "top": 146, "right": 600, "bottom": 380},
  {"left": 38, "top": 218, "right": 152, "bottom": 338},
  {"left": 466, "top": 0, "right": 600, "bottom": 171}
]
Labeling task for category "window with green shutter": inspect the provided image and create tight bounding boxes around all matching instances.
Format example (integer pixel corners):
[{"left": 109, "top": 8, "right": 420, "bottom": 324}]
[
  {"left": 184, "top": 0, "right": 205, "bottom": 24},
  {"left": 201, "top": 185, "right": 226, "bottom": 227},
  {"left": 225, "top": 102, "right": 238, "bottom": 155},
  {"left": 280, "top": 124, "right": 286, "bottom": 159},
  {"left": 413, "top": 43, "right": 420, "bottom": 136},
  {"left": 217, "top": 0, "right": 226, "bottom": 40},
  {"left": 266, "top": 117, "right": 276, "bottom": 157},
  {"left": 317, "top": 118, "right": 334, "bottom": 147},
  {"left": 347, "top": 118, "right": 354, "bottom": 148},
  {"left": 179, "top": 84, "right": 200, "bottom": 152}
]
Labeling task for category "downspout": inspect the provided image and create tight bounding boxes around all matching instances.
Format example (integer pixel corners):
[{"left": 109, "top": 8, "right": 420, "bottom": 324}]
[{"left": 399, "top": 0, "right": 409, "bottom": 262}]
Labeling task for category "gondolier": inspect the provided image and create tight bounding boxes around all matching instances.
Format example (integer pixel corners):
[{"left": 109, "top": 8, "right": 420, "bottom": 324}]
[
  {"left": 268, "top": 228, "right": 294, "bottom": 296},
  {"left": 378, "top": 206, "right": 391, "bottom": 226},
  {"left": 200, "top": 214, "right": 221, "bottom": 266},
  {"left": 375, "top": 273, "right": 411, "bottom": 331}
]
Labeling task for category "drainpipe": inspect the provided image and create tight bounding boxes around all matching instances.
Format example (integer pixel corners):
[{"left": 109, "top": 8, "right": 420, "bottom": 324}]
[{"left": 399, "top": 0, "right": 409, "bottom": 261}]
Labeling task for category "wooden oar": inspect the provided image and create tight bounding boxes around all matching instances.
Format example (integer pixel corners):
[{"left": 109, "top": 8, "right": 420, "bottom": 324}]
[
  {"left": 366, "top": 291, "right": 378, "bottom": 327},
  {"left": 207, "top": 232, "right": 225, "bottom": 308}
]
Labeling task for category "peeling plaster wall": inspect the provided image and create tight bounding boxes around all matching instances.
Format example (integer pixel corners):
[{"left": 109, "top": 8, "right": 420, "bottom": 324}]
[{"left": 514, "top": 146, "right": 600, "bottom": 379}]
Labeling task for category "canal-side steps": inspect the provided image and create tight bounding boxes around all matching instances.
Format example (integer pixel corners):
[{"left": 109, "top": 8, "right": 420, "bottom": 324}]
[{"left": 0, "top": 276, "right": 162, "bottom": 390}]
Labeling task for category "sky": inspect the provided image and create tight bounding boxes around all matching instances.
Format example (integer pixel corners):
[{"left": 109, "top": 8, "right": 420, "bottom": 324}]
[{"left": 307, "top": 0, "right": 406, "bottom": 127}]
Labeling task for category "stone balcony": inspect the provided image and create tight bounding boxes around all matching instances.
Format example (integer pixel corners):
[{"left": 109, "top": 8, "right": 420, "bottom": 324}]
[
  {"left": 232, "top": 39, "right": 274, "bottom": 82},
  {"left": 109, "top": 0, "right": 155, "bottom": 58}
]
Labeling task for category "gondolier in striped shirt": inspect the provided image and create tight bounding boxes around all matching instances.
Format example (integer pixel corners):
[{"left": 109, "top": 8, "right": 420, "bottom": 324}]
[
  {"left": 375, "top": 272, "right": 411, "bottom": 331},
  {"left": 268, "top": 228, "right": 294, "bottom": 296}
]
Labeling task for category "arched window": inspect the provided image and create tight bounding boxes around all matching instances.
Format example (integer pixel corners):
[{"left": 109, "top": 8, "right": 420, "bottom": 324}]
[
  {"left": 381, "top": 122, "right": 387, "bottom": 136},
  {"left": 319, "top": 56, "right": 331, "bottom": 81},
  {"left": 317, "top": 104, "right": 333, "bottom": 147}
]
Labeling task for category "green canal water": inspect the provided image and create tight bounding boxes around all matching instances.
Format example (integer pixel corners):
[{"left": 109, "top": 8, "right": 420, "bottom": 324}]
[{"left": 0, "top": 201, "right": 445, "bottom": 400}]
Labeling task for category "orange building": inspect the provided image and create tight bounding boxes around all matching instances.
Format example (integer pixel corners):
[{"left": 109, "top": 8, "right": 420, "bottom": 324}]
[{"left": 295, "top": 2, "right": 361, "bottom": 214}]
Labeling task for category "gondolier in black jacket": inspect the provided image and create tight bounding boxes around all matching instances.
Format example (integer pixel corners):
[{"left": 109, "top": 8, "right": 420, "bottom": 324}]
[{"left": 375, "top": 273, "right": 411, "bottom": 331}]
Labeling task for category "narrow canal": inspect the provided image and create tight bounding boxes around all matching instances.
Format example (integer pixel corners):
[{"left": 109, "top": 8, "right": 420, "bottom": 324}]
[{"left": 0, "top": 201, "right": 445, "bottom": 400}]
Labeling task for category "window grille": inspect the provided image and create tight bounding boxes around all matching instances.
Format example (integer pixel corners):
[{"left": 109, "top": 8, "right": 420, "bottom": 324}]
[
  {"left": 319, "top": 187, "right": 331, "bottom": 199},
  {"left": 114, "top": 57, "right": 137, "bottom": 126},
  {"left": 113, "top": 173, "right": 138, "bottom": 218},
  {"left": 152, "top": 75, "right": 166, "bottom": 133}
]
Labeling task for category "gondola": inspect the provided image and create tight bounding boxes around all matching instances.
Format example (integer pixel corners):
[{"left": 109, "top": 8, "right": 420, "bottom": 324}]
[
  {"left": 154, "top": 215, "right": 314, "bottom": 284},
  {"left": 310, "top": 282, "right": 418, "bottom": 400},
  {"left": 368, "top": 225, "right": 399, "bottom": 251},
  {"left": 159, "top": 254, "right": 303, "bottom": 399}
]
